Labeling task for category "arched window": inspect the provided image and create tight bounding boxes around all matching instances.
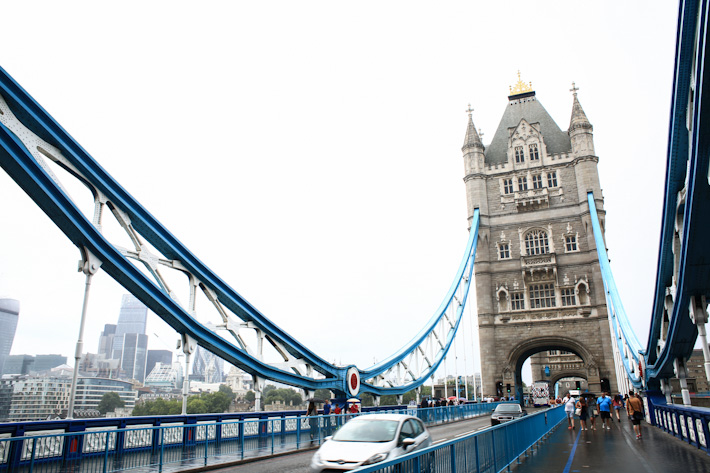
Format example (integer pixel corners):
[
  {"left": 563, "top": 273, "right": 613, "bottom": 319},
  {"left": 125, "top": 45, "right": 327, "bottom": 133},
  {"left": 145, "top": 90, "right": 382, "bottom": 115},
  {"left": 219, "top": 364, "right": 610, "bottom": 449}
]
[{"left": 524, "top": 229, "right": 549, "bottom": 255}]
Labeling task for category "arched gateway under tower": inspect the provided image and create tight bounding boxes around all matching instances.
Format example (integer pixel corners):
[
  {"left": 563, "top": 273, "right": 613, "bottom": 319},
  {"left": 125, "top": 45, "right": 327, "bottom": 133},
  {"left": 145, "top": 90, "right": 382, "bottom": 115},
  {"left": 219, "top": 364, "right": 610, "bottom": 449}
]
[{"left": 463, "top": 75, "right": 618, "bottom": 399}]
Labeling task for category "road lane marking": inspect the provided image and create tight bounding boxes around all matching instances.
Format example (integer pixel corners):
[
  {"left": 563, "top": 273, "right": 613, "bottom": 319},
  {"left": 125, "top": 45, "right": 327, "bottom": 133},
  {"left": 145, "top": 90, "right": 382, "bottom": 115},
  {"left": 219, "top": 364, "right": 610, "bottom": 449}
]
[
  {"left": 433, "top": 439, "right": 448, "bottom": 444},
  {"left": 562, "top": 428, "right": 582, "bottom": 473},
  {"left": 455, "top": 430, "right": 477, "bottom": 437}
]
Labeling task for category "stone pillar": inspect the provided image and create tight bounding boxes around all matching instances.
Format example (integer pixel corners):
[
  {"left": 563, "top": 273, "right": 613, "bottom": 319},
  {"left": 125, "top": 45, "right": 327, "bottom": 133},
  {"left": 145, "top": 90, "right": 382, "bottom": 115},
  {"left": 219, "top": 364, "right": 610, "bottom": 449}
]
[{"left": 586, "top": 364, "right": 602, "bottom": 393}]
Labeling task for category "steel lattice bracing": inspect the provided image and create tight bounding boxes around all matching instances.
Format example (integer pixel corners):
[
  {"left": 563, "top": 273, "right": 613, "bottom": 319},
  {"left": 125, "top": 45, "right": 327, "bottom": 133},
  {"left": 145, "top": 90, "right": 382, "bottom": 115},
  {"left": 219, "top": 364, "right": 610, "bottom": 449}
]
[
  {"left": 644, "top": 0, "right": 710, "bottom": 386},
  {"left": 0, "top": 65, "right": 479, "bottom": 399},
  {"left": 587, "top": 0, "right": 710, "bottom": 392}
]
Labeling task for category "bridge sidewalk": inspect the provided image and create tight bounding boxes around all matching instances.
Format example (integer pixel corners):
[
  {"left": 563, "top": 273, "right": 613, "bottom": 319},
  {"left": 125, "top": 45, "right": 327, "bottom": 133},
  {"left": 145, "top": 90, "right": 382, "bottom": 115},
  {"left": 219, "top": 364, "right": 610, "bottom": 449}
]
[{"left": 513, "top": 415, "right": 709, "bottom": 473}]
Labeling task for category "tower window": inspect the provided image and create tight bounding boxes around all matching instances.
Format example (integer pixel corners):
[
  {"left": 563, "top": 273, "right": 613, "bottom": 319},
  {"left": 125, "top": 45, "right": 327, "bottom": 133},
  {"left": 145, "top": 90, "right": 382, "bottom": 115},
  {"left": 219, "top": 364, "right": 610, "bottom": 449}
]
[
  {"left": 518, "top": 176, "right": 528, "bottom": 191},
  {"left": 515, "top": 146, "right": 524, "bottom": 163},
  {"left": 561, "top": 287, "right": 576, "bottom": 306},
  {"left": 547, "top": 171, "right": 558, "bottom": 188},
  {"left": 532, "top": 174, "right": 543, "bottom": 189},
  {"left": 511, "top": 293, "right": 525, "bottom": 310},
  {"left": 529, "top": 143, "right": 540, "bottom": 161},
  {"left": 565, "top": 235, "right": 578, "bottom": 252},
  {"left": 529, "top": 283, "right": 556, "bottom": 308},
  {"left": 524, "top": 229, "right": 549, "bottom": 255},
  {"left": 503, "top": 178, "right": 514, "bottom": 194},
  {"left": 498, "top": 243, "right": 511, "bottom": 259}
]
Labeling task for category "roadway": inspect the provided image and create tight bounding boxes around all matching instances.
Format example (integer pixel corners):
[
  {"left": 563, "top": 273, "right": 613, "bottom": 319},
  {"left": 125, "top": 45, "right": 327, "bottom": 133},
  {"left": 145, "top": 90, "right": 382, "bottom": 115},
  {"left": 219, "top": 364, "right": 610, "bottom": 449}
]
[{"left": 203, "top": 412, "right": 498, "bottom": 473}]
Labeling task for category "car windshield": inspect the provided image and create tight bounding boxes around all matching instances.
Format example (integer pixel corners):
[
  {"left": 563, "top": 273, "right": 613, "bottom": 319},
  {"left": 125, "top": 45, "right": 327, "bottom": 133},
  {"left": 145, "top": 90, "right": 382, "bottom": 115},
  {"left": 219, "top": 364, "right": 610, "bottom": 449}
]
[
  {"left": 495, "top": 405, "right": 521, "bottom": 413},
  {"left": 332, "top": 419, "right": 399, "bottom": 442}
]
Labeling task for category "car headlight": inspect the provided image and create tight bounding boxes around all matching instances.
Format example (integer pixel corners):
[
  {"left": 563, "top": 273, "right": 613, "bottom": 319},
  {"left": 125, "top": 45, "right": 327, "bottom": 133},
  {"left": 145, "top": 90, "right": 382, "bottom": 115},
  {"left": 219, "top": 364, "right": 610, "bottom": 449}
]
[{"left": 362, "top": 452, "right": 388, "bottom": 466}]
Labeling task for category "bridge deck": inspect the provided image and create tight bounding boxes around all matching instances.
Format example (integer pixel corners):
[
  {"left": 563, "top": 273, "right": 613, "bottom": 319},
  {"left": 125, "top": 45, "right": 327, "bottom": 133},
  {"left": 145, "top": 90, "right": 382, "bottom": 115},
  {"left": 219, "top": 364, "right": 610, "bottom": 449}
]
[{"left": 515, "top": 416, "right": 709, "bottom": 472}]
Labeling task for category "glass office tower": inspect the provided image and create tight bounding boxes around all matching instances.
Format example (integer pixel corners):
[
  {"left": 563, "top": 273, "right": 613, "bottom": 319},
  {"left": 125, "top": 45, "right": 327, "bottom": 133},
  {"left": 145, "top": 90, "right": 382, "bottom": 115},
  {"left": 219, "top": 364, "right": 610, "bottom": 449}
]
[
  {"left": 111, "top": 295, "right": 149, "bottom": 383},
  {"left": 0, "top": 299, "right": 20, "bottom": 377}
]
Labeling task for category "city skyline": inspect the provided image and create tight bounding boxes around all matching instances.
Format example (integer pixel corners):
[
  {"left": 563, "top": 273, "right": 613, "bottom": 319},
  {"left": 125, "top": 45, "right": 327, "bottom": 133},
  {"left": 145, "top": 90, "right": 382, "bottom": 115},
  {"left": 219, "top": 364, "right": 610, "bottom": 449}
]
[{"left": 0, "top": 1, "right": 678, "bottom": 385}]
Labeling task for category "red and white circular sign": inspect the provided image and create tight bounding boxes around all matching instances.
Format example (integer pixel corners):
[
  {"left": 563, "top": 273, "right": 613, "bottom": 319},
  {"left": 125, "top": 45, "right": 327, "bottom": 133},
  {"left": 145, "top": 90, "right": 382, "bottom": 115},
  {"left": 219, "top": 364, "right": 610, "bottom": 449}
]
[{"left": 346, "top": 367, "right": 360, "bottom": 397}]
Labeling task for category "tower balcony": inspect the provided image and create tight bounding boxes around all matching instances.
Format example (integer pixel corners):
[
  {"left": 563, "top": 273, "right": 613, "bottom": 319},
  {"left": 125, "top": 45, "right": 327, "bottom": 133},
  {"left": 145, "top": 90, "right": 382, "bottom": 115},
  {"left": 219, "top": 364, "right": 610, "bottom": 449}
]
[
  {"left": 514, "top": 187, "right": 549, "bottom": 210},
  {"left": 521, "top": 252, "right": 556, "bottom": 269}
]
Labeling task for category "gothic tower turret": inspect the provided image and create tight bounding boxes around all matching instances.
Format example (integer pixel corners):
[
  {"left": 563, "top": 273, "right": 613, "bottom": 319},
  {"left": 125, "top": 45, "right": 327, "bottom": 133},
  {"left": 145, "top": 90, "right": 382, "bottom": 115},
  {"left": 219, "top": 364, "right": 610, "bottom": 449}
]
[
  {"left": 568, "top": 82, "right": 595, "bottom": 156},
  {"left": 568, "top": 84, "right": 603, "bottom": 204},
  {"left": 462, "top": 105, "right": 489, "bottom": 219}
]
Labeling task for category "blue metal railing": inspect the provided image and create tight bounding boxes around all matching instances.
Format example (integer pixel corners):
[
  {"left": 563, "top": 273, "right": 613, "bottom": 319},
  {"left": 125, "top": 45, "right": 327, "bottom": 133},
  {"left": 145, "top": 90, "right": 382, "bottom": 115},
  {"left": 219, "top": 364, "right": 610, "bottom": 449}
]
[
  {"left": 355, "top": 406, "right": 566, "bottom": 473},
  {"left": 0, "top": 402, "right": 504, "bottom": 472},
  {"left": 647, "top": 394, "right": 710, "bottom": 453}
]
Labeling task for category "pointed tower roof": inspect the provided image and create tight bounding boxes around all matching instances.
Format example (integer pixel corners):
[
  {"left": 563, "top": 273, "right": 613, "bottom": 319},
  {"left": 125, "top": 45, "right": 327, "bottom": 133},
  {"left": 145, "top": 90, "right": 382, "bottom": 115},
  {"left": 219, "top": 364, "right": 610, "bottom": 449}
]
[
  {"left": 568, "top": 82, "right": 593, "bottom": 132},
  {"left": 462, "top": 104, "right": 484, "bottom": 152},
  {"left": 484, "top": 74, "right": 571, "bottom": 165}
]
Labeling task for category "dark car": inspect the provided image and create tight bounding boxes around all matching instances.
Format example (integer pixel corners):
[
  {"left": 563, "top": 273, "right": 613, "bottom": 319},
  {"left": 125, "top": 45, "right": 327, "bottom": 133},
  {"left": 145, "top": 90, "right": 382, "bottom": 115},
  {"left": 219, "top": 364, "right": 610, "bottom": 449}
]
[{"left": 490, "top": 403, "right": 527, "bottom": 425}]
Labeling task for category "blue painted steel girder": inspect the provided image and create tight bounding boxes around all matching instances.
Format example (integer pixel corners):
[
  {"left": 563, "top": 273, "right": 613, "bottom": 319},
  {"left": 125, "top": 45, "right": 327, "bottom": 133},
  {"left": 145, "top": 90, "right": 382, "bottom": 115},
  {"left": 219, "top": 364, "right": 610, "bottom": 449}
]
[
  {"left": 646, "top": 0, "right": 710, "bottom": 382},
  {"left": 0, "top": 64, "right": 479, "bottom": 399}
]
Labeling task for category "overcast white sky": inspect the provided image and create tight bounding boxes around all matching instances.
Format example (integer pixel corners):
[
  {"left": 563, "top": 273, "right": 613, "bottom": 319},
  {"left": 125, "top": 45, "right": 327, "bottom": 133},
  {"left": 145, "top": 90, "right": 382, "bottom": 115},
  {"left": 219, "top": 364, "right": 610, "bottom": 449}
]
[{"left": 0, "top": 1, "right": 678, "bottom": 387}]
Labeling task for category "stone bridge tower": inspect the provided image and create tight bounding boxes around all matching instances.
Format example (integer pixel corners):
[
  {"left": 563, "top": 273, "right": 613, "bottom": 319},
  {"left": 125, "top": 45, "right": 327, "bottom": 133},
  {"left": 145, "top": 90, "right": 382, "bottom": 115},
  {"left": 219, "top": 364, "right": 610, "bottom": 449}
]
[{"left": 463, "top": 75, "right": 618, "bottom": 399}]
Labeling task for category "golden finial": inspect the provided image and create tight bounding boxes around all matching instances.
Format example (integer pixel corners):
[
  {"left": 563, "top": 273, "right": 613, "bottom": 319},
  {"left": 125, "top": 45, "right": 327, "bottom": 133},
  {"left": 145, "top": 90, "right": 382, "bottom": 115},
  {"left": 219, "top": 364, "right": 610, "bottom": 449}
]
[
  {"left": 570, "top": 81, "right": 579, "bottom": 97},
  {"left": 509, "top": 70, "right": 534, "bottom": 96},
  {"left": 466, "top": 103, "right": 474, "bottom": 118}
]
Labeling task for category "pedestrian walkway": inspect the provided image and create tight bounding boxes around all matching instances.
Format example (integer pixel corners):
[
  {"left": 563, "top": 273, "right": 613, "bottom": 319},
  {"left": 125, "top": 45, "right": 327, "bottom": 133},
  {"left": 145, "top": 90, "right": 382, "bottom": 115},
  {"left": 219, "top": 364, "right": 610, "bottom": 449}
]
[{"left": 513, "top": 416, "right": 710, "bottom": 472}]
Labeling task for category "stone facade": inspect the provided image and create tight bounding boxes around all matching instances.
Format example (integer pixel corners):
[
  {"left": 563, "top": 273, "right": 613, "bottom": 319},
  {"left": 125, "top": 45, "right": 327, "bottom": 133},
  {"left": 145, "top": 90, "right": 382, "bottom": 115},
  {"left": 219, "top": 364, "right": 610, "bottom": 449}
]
[{"left": 462, "top": 79, "right": 618, "bottom": 398}]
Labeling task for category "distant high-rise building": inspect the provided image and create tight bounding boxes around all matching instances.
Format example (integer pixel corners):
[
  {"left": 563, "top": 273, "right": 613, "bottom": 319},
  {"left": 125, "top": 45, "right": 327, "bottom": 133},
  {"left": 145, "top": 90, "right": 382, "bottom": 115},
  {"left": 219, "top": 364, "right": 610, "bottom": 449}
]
[
  {"left": 111, "top": 295, "right": 149, "bottom": 383},
  {"left": 0, "top": 299, "right": 20, "bottom": 377},
  {"left": 33, "top": 354, "right": 69, "bottom": 372},
  {"left": 146, "top": 350, "right": 172, "bottom": 380},
  {"left": 98, "top": 324, "right": 117, "bottom": 358},
  {"left": 119, "top": 333, "right": 149, "bottom": 383},
  {"left": 192, "top": 346, "right": 224, "bottom": 383},
  {"left": 144, "top": 362, "right": 181, "bottom": 391},
  {"left": 2, "top": 354, "right": 67, "bottom": 375}
]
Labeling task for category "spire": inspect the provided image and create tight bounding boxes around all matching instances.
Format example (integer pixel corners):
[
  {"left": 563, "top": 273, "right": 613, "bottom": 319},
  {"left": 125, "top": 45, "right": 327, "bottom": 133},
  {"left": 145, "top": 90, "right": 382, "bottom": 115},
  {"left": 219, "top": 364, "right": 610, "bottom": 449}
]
[
  {"left": 568, "top": 82, "right": 592, "bottom": 132},
  {"left": 462, "top": 104, "right": 484, "bottom": 151}
]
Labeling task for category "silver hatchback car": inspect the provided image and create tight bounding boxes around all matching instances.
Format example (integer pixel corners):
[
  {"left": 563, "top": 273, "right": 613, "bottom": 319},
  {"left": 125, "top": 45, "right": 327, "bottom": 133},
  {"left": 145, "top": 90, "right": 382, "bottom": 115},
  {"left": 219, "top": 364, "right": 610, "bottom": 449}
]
[{"left": 310, "top": 414, "right": 432, "bottom": 472}]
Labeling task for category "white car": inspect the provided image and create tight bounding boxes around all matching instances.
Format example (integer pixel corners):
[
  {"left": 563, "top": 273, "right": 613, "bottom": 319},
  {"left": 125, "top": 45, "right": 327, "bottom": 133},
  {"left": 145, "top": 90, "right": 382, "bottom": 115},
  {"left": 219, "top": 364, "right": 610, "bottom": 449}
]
[{"left": 310, "top": 413, "right": 432, "bottom": 472}]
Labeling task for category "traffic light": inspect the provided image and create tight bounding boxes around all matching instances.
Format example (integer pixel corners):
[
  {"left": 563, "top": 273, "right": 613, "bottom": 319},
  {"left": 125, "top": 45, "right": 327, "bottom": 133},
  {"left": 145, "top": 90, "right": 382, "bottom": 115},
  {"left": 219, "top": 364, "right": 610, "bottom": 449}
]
[{"left": 506, "top": 384, "right": 511, "bottom": 393}]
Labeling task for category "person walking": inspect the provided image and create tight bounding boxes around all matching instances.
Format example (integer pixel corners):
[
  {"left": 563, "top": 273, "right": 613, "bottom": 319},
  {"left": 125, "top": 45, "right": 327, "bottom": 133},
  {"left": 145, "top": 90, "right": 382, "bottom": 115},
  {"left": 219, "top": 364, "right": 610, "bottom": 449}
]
[
  {"left": 563, "top": 392, "right": 576, "bottom": 430},
  {"left": 627, "top": 392, "right": 645, "bottom": 439},
  {"left": 306, "top": 401, "right": 318, "bottom": 444},
  {"left": 586, "top": 394, "right": 598, "bottom": 430},
  {"left": 612, "top": 394, "right": 624, "bottom": 422},
  {"left": 323, "top": 399, "right": 332, "bottom": 435},
  {"left": 597, "top": 391, "right": 613, "bottom": 430},
  {"left": 576, "top": 396, "right": 589, "bottom": 430}
]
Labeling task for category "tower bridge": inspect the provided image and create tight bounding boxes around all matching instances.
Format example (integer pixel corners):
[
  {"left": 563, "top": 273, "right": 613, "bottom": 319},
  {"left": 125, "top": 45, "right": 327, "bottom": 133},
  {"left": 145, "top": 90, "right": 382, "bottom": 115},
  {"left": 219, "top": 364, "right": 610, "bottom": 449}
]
[
  {"left": 462, "top": 76, "right": 616, "bottom": 399},
  {"left": 1, "top": 0, "right": 710, "bottom": 470}
]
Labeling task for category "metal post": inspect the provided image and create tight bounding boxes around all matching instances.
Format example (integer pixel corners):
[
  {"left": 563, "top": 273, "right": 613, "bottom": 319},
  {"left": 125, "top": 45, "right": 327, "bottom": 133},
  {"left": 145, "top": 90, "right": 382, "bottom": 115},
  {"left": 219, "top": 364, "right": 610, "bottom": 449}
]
[
  {"left": 67, "top": 248, "right": 102, "bottom": 419},
  {"left": 660, "top": 378, "right": 673, "bottom": 404},
  {"left": 443, "top": 355, "right": 448, "bottom": 401},
  {"left": 454, "top": 338, "right": 460, "bottom": 402},
  {"left": 204, "top": 429, "right": 209, "bottom": 466},
  {"left": 689, "top": 296, "right": 710, "bottom": 382},
  {"left": 159, "top": 428, "right": 164, "bottom": 473},
  {"left": 180, "top": 334, "right": 196, "bottom": 415},
  {"left": 673, "top": 358, "right": 692, "bottom": 406},
  {"left": 103, "top": 432, "right": 110, "bottom": 473}
]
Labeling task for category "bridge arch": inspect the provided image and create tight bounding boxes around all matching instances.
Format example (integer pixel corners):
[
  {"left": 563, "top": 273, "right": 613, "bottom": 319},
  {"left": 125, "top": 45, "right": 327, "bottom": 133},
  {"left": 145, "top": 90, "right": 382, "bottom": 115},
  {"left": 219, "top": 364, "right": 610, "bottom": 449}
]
[{"left": 498, "top": 335, "right": 603, "bottom": 400}]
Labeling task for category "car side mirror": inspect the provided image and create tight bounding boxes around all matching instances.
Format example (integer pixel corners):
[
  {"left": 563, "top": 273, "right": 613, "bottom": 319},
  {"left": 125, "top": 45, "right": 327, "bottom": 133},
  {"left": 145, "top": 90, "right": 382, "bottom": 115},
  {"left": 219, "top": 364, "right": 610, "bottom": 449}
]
[{"left": 401, "top": 438, "right": 416, "bottom": 449}]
